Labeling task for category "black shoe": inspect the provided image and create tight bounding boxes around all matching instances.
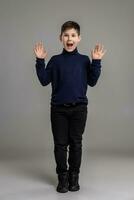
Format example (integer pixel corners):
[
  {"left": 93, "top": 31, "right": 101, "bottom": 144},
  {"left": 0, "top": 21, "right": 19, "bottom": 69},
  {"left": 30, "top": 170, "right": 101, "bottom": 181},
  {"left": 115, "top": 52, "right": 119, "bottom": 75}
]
[
  {"left": 56, "top": 172, "right": 69, "bottom": 193},
  {"left": 69, "top": 172, "right": 80, "bottom": 191}
]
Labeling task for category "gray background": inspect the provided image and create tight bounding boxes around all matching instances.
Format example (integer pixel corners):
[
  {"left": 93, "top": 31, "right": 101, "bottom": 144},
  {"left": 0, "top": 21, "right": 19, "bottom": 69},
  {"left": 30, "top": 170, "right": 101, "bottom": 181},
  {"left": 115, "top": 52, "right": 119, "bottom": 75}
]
[{"left": 0, "top": 0, "right": 134, "bottom": 157}]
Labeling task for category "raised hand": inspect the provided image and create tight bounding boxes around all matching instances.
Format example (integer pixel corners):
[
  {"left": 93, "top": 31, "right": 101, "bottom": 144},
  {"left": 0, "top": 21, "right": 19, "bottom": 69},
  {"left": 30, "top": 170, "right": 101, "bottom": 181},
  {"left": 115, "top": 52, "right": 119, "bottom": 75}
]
[
  {"left": 91, "top": 44, "right": 106, "bottom": 60},
  {"left": 34, "top": 42, "right": 47, "bottom": 59}
]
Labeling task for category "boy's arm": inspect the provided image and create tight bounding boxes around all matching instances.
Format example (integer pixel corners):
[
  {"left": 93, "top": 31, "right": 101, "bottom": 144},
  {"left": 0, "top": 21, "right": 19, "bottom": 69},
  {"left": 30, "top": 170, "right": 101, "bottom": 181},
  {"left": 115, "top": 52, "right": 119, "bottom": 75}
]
[
  {"left": 35, "top": 58, "right": 52, "bottom": 86},
  {"left": 87, "top": 44, "right": 106, "bottom": 87},
  {"left": 87, "top": 59, "right": 101, "bottom": 87},
  {"left": 34, "top": 42, "right": 52, "bottom": 86}
]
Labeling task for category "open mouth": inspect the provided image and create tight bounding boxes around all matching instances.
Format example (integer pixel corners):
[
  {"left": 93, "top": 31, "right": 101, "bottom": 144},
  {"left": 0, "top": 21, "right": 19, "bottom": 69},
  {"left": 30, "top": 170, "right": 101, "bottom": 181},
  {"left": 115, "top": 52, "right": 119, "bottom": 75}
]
[{"left": 66, "top": 43, "right": 74, "bottom": 48}]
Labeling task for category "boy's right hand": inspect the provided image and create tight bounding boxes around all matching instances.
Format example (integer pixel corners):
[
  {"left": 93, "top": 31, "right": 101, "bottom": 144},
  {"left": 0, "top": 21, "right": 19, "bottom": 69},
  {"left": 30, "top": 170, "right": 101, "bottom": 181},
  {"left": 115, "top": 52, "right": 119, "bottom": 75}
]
[{"left": 34, "top": 42, "right": 47, "bottom": 59}]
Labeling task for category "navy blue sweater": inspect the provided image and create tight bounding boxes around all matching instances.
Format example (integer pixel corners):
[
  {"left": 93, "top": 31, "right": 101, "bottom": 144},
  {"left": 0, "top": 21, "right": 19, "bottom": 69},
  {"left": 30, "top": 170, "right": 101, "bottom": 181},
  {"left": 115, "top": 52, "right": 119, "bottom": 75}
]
[{"left": 35, "top": 48, "right": 101, "bottom": 105}]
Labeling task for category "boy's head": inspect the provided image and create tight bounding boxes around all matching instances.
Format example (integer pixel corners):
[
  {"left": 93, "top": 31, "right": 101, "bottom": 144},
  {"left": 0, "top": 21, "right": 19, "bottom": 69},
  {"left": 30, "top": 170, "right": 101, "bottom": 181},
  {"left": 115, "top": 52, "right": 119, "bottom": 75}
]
[{"left": 60, "top": 21, "right": 81, "bottom": 52}]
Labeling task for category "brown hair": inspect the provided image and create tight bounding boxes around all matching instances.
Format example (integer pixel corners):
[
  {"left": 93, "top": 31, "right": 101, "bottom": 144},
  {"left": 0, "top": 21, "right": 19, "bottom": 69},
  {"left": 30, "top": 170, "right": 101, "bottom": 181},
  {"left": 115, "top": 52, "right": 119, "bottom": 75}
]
[{"left": 60, "top": 21, "right": 80, "bottom": 36}]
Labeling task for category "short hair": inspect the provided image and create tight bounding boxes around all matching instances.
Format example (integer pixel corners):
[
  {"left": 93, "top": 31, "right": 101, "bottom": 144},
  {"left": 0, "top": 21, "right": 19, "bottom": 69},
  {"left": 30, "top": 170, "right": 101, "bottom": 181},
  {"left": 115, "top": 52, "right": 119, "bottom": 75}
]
[{"left": 60, "top": 21, "right": 80, "bottom": 36}]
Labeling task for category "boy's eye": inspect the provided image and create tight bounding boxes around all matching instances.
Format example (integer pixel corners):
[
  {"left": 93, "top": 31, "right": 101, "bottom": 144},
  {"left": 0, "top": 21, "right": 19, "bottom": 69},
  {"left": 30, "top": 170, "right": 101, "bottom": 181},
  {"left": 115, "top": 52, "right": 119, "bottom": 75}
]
[{"left": 64, "top": 34, "right": 76, "bottom": 37}]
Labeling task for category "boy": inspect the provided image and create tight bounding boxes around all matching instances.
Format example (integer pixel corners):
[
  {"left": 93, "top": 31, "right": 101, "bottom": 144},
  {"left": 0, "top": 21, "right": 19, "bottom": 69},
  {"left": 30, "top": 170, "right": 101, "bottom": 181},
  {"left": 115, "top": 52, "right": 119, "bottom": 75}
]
[{"left": 34, "top": 21, "right": 106, "bottom": 193}]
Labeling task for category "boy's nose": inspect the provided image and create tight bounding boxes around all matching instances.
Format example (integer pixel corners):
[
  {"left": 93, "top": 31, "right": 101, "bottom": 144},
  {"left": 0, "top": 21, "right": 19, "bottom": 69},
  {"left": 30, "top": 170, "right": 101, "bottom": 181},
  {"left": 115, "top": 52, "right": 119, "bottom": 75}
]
[
  {"left": 68, "top": 38, "right": 72, "bottom": 41},
  {"left": 68, "top": 36, "right": 72, "bottom": 40}
]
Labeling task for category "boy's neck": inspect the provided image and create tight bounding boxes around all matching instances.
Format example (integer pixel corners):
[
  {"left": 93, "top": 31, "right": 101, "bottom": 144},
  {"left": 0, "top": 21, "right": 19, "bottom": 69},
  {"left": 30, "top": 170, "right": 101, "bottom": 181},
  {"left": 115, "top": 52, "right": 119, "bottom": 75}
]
[{"left": 62, "top": 48, "right": 78, "bottom": 55}]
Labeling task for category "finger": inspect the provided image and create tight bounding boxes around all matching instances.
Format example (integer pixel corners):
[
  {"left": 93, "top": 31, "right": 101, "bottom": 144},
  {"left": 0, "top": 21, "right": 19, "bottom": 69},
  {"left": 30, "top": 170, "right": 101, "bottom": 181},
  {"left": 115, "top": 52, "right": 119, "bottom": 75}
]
[
  {"left": 98, "top": 44, "right": 105, "bottom": 54},
  {"left": 93, "top": 49, "right": 97, "bottom": 57},
  {"left": 41, "top": 41, "right": 44, "bottom": 49},
  {"left": 100, "top": 49, "right": 107, "bottom": 58},
  {"left": 34, "top": 43, "right": 38, "bottom": 52},
  {"left": 97, "top": 43, "right": 102, "bottom": 52},
  {"left": 36, "top": 41, "right": 41, "bottom": 50},
  {"left": 36, "top": 42, "right": 42, "bottom": 53},
  {"left": 38, "top": 42, "right": 41, "bottom": 49},
  {"left": 102, "top": 49, "right": 107, "bottom": 55},
  {"left": 100, "top": 44, "right": 104, "bottom": 52},
  {"left": 35, "top": 42, "right": 40, "bottom": 51},
  {"left": 92, "top": 49, "right": 95, "bottom": 54},
  {"left": 40, "top": 41, "right": 45, "bottom": 51},
  {"left": 40, "top": 41, "right": 43, "bottom": 48},
  {"left": 91, "top": 50, "right": 94, "bottom": 57},
  {"left": 33, "top": 47, "right": 38, "bottom": 55},
  {"left": 94, "top": 44, "right": 99, "bottom": 51}
]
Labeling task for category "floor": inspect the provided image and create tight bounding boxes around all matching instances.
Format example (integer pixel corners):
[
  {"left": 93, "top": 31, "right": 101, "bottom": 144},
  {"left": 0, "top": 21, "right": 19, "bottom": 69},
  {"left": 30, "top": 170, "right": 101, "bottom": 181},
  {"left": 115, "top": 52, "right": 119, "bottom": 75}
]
[{"left": 0, "top": 151, "right": 134, "bottom": 200}]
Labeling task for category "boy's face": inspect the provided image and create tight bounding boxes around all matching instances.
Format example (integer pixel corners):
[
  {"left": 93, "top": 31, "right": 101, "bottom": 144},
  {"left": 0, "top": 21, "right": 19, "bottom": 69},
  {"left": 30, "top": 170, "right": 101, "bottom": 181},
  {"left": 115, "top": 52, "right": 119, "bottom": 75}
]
[{"left": 60, "top": 28, "right": 81, "bottom": 52}]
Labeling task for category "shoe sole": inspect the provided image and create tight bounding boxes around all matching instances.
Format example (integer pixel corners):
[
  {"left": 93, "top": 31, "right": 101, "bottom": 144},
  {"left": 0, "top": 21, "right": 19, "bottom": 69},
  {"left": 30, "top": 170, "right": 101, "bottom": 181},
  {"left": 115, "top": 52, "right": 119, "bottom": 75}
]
[
  {"left": 69, "top": 186, "right": 80, "bottom": 192},
  {"left": 57, "top": 189, "right": 68, "bottom": 193}
]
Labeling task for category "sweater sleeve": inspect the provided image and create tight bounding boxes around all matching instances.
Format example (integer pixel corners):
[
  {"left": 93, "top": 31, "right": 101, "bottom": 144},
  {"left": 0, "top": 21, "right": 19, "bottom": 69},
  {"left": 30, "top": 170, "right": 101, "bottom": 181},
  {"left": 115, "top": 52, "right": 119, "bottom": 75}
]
[
  {"left": 87, "top": 58, "right": 102, "bottom": 87},
  {"left": 35, "top": 57, "right": 53, "bottom": 86}
]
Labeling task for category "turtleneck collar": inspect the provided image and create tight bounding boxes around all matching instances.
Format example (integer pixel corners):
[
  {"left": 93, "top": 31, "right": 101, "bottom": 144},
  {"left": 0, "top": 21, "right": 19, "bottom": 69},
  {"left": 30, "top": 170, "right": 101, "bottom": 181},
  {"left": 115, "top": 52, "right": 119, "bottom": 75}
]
[{"left": 62, "top": 48, "right": 78, "bottom": 55}]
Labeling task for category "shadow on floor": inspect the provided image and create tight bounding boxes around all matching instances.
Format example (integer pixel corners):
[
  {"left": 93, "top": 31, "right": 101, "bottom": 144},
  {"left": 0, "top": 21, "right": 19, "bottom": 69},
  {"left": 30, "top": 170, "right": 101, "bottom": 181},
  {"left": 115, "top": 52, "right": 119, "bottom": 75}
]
[{"left": 1, "top": 157, "right": 57, "bottom": 187}]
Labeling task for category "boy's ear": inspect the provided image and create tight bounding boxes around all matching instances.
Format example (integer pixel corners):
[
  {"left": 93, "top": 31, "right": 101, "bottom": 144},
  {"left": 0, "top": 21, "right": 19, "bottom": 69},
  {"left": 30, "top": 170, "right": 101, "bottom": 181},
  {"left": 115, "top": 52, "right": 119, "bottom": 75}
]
[
  {"left": 79, "top": 35, "right": 81, "bottom": 42},
  {"left": 59, "top": 35, "right": 62, "bottom": 42}
]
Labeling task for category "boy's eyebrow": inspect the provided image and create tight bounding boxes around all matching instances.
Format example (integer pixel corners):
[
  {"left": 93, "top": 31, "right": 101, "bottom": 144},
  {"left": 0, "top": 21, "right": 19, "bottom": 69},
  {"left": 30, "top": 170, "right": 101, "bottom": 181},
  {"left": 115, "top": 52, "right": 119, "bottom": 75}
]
[{"left": 63, "top": 32, "right": 77, "bottom": 35}]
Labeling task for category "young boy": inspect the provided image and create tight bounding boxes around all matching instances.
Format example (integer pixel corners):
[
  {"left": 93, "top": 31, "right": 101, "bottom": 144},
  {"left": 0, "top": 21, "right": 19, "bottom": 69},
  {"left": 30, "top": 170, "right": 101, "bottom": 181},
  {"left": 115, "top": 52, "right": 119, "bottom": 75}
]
[{"left": 34, "top": 21, "right": 106, "bottom": 193}]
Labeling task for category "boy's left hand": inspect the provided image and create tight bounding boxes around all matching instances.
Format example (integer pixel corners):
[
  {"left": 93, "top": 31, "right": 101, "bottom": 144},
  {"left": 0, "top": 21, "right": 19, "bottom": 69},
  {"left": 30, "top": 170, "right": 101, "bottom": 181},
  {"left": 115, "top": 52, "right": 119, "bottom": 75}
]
[{"left": 91, "top": 44, "right": 106, "bottom": 60}]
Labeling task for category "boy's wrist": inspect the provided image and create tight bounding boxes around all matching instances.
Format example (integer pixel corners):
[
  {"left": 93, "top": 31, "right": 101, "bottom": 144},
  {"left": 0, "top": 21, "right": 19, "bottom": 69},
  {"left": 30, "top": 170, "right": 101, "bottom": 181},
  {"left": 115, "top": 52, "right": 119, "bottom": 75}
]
[
  {"left": 92, "top": 59, "right": 101, "bottom": 66},
  {"left": 36, "top": 57, "right": 45, "bottom": 60},
  {"left": 36, "top": 57, "right": 45, "bottom": 65},
  {"left": 36, "top": 57, "right": 45, "bottom": 63}
]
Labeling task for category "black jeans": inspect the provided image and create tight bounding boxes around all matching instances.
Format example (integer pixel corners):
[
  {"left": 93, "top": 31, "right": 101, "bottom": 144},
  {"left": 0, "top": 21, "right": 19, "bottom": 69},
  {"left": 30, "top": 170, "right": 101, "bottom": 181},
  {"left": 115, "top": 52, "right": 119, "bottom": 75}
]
[{"left": 50, "top": 103, "right": 88, "bottom": 174}]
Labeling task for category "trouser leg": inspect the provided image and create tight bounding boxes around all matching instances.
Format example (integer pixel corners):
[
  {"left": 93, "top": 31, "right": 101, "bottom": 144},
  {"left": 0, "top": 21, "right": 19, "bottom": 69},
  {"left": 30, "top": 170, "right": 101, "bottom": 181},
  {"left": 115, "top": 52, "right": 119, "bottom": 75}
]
[
  {"left": 68, "top": 105, "right": 88, "bottom": 174},
  {"left": 50, "top": 106, "right": 69, "bottom": 174}
]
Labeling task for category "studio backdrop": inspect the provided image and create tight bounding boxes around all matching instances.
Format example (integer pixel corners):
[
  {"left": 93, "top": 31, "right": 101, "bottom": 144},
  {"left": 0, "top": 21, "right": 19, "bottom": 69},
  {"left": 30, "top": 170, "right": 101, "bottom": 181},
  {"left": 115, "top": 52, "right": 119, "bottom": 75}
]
[{"left": 0, "top": 0, "right": 134, "bottom": 157}]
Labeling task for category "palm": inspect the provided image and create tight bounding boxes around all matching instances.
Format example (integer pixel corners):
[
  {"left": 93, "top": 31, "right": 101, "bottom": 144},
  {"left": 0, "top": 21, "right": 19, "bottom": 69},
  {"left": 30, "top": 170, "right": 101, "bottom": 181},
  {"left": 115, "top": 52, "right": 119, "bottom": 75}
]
[
  {"left": 34, "top": 42, "right": 47, "bottom": 59},
  {"left": 91, "top": 44, "right": 106, "bottom": 60}
]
